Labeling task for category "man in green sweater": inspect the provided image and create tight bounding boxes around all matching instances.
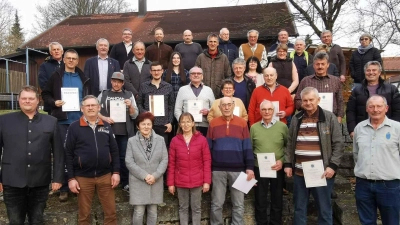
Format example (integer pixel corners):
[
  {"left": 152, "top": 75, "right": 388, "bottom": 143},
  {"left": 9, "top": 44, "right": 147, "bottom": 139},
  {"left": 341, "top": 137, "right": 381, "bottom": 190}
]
[{"left": 250, "top": 99, "right": 288, "bottom": 225}]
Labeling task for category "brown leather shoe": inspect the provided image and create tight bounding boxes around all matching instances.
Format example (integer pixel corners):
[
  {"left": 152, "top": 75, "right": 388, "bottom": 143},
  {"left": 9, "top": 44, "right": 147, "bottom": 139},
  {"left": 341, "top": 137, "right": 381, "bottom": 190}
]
[{"left": 59, "top": 192, "right": 68, "bottom": 202}]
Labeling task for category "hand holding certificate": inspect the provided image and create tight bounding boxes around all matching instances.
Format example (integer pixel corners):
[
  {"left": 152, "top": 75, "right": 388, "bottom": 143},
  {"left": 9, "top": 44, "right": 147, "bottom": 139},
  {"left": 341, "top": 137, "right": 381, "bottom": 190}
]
[
  {"left": 110, "top": 100, "right": 126, "bottom": 122},
  {"left": 187, "top": 100, "right": 203, "bottom": 122},
  {"left": 257, "top": 153, "right": 276, "bottom": 178},
  {"left": 232, "top": 172, "right": 257, "bottom": 194},
  {"left": 318, "top": 93, "right": 333, "bottom": 112},
  {"left": 61, "top": 88, "right": 80, "bottom": 112},
  {"left": 149, "top": 95, "right": 165, "bottom": 116},
  {"left": 302, "top": 160, "right": 327, "bottom": 188}
]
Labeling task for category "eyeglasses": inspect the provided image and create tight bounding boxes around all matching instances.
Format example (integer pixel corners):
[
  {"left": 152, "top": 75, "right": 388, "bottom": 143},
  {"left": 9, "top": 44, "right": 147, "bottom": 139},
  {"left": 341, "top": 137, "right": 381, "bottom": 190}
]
[
  {"left": 360, "top": 38, "right": 370, "bottom": 41},
  {"left": 123, "top": 33, "right": 132, "bottom": 35},
  {"left": 221, "top": 103, "right": 234, "bottom": 108},
  {"left": 190, "top": 72, "right": 202, "bottom": 76},
  {"left": 65, "top": 57, "right": 78, "bottom": 61},
  {"left": 151, "top": 69, "right": 163, "bottom": 73},
  {"left": 223, "top": 87, "right": 234, "bottom": 90},
  {"left": 83, "top": 104, "right": 98, "bottom": 108},
  {"left": 261, "top": 108, "right": 274, "bottom": 112}
]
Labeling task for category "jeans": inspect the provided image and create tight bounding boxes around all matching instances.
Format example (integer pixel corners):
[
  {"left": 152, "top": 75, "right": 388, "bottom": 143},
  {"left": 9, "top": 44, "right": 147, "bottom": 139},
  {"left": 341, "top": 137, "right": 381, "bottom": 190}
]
[
  {"left": 58, "top": 124, "right": 70, "bottom": 193},
  {"left": 254, "top": 167, "right": 284, "bottom": 225},
  {"left": 132, "top": 204, "right": 157, "bottom": 225},
  {"left": 115, "top": 135, "right": 129, "bottom": 187},
  {"left": 355, "top": 177, "right": 400, "bottom": 225},
  {"left": 293, "top": 174, "right": 334, "bottom": 225},
  {"left": 3, "top": 185, "right": 49, "bottom": 225},
  {"left": 177, "top": 186, "right": 202, "bottom": 225},
  {"left": 210, "top": 171, "right": 244, "bottom": 225}
]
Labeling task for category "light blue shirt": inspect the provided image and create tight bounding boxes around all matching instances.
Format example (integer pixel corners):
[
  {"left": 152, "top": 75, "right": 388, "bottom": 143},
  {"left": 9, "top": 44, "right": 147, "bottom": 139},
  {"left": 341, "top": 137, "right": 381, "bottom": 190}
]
[
  {"left": 353, "top": 116, "right": 400, "bottom": 180},
  {"left": 261, "top": 118, "right": 278, "bottom": 129},
  {"left": 133, "top": 56, "right": 145, "bottom": 73},
  {"left": 98, "top": 56, "right": 108, "bottom": 91}
]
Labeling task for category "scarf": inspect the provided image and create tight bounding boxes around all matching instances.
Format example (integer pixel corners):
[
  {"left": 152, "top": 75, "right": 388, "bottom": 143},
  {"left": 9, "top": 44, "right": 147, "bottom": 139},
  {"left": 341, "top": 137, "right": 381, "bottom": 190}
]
[
  {"left": 358, "top": 44, "right": 373, "bottom": 55},
  {"left": 140, "top": 134, "right": 153, "bottom": 160}
]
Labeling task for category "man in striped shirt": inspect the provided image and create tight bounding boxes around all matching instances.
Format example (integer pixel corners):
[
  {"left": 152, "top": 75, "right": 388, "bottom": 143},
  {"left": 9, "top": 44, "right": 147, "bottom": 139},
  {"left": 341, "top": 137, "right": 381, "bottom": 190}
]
[{"left": 284, "top": 87, "right": 344, "bottom": 225}]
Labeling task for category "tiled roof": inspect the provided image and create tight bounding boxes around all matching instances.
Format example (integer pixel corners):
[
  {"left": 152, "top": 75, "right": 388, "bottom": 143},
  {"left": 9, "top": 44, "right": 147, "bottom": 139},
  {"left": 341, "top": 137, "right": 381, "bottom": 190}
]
[
  {"left": 21, "top": 2, "right": 297, "bottom": 49},
  {"left": 383, "top": 57, "right": 400, "bottom": 71}
]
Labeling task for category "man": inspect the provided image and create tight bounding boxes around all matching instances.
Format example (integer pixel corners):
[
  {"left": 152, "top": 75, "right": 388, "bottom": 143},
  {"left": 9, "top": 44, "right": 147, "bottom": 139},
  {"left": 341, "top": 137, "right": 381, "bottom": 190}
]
[
  {"left": 174, "top": 66, "right": 215, "bottom": 136},
  {"left": 97, "top": 72, "right": 138, "bottom": 193},
  {"left": 219, "top": 28, "right": 238, "bottom": 66},
  {"left": 137, "top": 61, "right": 175, "bottom": 144},
  {"left": 38, "top": 42, "right": 64, "bottom": 114},
  {"left": 353, "top": 95, "right": 400, "bottom": 225},
  {"left": 268, "top": 29, "right": 295, "bottom": 59},
  {"left": 109, "top": 28, "right": 134, "bottom": 70},
  {"left": 238, "top": 29, "right": 268, "bottom": 68},
  {"left": 284, "top": 87, "right": 344, "bottom": 225},
  {"left": 290, "top": 39, "right": 313, "bottom": 82},
  {"left": 0, "top": 86, "right": 64, "bottom": 224},
  {"left": 320, "top": 30, "right": 346, "bottom": 82},
  {"left": 207, "top": 96, "right": 254, "bottom": 225},
  {"left": 250, "top": 100, "right": 288, "bottom": 225},
  {"left": 294, "top": 52, "right": 344, "bottom": 123},
  {"left": 42, "top": 49, "right": 91, "bottom": 202},
  {"left": 195, "top": 33, "right": 231, "bottom": 97},
  {"left": 145, "top": 27, "right": 173, "bottom": 69},
  {"left": 174, "top": 30, "right": 203, "bottom": 71},
  {"left": 123, "top": 41, "right": 152, "bottom": 97},
  {"left": 66, "top": 95, "right": 120, "bottom": 225},
  {"left": 84, "top": 38, "right": 120, "bottom": 95},
  {"left": 248, "top": 67, "right": 294, "bottom": 126},
  {"left": 230, "top": 58, "right": 256, "bottom": 109},
  {"left": 347, "top": 61, "right": 400, "bottom": 138}
]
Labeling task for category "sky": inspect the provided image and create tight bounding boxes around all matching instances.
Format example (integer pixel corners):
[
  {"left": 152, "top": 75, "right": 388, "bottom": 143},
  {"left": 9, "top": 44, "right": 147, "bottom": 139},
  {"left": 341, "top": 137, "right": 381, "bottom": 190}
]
[{"left": 9, "top": 0, "right": 400, "bottom": 56}]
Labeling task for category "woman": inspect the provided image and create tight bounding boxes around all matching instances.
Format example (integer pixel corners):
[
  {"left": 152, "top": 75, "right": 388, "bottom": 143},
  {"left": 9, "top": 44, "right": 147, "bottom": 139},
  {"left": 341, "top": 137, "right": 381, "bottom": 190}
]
[
  {"left": 125, "top": 112, "right": 168, "bottom": 225},
  {"left": 350, "top": 33, "right": 382, "bottom": 85},
  {"left": 268, "top": 44, "right": 299, "bottom": 95},
  {"left": 162, "top": 52, "right": 190, "bottom": 99},
  {"left": 244, "top": 56, "right": 264, "bottom": 87},
  {"left": 167, "top": 112, "right": 211, "bottom": 225},
  {"left": 305, "top": 44, "right": 339, "bottom": 77},
  {"left": 207, "top": 79, "right": 248, "bottom": 122}
]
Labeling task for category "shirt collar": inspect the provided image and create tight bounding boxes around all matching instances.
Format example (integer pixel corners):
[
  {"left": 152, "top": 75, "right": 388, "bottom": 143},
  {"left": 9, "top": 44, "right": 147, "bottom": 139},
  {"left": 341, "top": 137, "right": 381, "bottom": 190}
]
[
  {"left": 261, "top": 118, "right": 277, "bottom": 127},
  {"left": 133, "top": 56, "right": 145, "bottom": 62},
  {"left": 365, "top": 116, "right": 391, "bottom": 128},
  {"left": 190, "top": 82, "right": 203, "bottom": 88},
  {"left": 98, "top": 55, "right": 108, "bottom": 60}
]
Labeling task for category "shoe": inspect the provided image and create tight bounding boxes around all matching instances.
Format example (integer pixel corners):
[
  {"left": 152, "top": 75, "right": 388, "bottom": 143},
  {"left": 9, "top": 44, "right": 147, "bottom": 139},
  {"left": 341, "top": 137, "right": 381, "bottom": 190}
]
[
  {"left": 122, "top": 185, "right": 129, "bottom": 193},
  {"left": 59, "top": 192, "right": 68, "bottom": 202},
  {"left": 283, "top": 188, "right": 289, "bottom": 195}
]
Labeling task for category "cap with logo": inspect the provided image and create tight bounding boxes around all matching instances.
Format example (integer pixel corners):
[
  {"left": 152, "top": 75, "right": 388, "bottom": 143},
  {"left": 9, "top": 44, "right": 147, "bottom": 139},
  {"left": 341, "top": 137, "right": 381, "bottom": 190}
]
[{"left": 111, "top": 72, "right": 124, "bottom": 81}]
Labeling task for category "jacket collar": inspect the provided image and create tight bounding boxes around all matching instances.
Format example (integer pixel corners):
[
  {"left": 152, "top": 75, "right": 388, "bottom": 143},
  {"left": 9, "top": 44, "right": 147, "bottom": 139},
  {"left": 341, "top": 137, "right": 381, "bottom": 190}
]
[
  {"left": 295, "top": 106, "right": 326, "bottom": 122},
  {"left": 79, "top": 116, "right": 104, "bottom": 126}
]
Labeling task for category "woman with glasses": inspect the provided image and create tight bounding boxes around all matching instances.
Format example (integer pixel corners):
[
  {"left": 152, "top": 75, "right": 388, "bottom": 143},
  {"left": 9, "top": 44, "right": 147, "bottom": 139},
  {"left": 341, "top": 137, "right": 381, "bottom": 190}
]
[
  {"left": 207, "top": 79, "right": 248, "bottom": 122},
  {"left": 167, "top": 112, "right": 211, "bottom": 225},
  {"left": 244, "top": 56, "right": 264, "bottom": 87},
  {"left": 125, "top": 112, "right": 168, "bottom": 225},
  {"left": 305, "top": 44, "right": 340, "bottom": 77}
]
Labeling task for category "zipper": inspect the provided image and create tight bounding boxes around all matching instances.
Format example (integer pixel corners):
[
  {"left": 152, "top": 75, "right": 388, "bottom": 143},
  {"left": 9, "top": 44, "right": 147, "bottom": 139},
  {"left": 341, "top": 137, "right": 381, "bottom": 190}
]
[
  {"left": 92, "top": 128, "right": 99, "bottom": 177},
  {"left": 79, "top": 157, "right": 82, "bottom": 169}
]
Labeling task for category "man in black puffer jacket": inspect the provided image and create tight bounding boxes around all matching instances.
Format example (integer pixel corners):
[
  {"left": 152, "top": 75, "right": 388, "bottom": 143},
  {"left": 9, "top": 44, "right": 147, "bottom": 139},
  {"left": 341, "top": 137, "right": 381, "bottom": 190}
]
[{"left": 346, "top": 61, "right": 400, "bottom": 137}]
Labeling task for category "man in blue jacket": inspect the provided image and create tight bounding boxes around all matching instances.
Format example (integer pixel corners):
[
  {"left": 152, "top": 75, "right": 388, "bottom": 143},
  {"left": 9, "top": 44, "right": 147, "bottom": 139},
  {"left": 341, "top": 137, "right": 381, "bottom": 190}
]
[
  {"left": 219, "top": 28, "right": 238, "bottom": 67},
  {"left": 84, "top": 38, "right": 120, "bottom": 95}
]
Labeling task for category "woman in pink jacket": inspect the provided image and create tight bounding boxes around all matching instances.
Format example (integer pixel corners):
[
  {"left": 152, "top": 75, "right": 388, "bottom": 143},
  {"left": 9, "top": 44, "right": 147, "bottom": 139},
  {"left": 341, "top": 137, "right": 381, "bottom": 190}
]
[{"left": 167, "top": 112, "right": 212, "bottom": 225}]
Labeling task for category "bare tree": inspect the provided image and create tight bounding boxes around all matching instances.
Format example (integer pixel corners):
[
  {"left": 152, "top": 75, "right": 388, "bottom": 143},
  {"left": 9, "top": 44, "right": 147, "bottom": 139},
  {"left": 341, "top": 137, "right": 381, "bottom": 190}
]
[
  {"left": 0, "top": 0, "right": 15, "bottom": 56},
  {"left": 33, "top": 0, "right": 132, "bottom": 34}
]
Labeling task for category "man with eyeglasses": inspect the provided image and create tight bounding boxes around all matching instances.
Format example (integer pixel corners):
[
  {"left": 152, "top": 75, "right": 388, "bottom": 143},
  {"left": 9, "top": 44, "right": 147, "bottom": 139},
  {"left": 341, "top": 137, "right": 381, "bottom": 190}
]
[
  {"left": 268, "top": 29, "right": 295, "bottom": 60},
  {"left": 137, "top": 61, "right": 175, "bottom": 144},
  {"left": 175, "top": 66, "right": 215, "bottom": 136},
  {"left": 219, "top": 28, "right": 238, "bottom": 66},
  {"left": 42, "top": 49, "right": 92, "bottom": 202},
  {"left": 320, "top": 30, "right": 346, "bottom": 82},
  {"left": 110, "top": 28, "right": 135, "bottom": 70},
  {"left": 248, "top": 67, "right": 294, "bottom": 126},
  {"left": 207, "top": 96, "right": 254, "bottom": 225}
]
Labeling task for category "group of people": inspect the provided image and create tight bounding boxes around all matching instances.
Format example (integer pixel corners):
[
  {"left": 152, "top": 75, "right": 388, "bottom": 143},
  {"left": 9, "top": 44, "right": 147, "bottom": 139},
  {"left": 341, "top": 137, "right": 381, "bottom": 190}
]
[{"left": 0, "top": 25, "right": 398, "bottom": 225}]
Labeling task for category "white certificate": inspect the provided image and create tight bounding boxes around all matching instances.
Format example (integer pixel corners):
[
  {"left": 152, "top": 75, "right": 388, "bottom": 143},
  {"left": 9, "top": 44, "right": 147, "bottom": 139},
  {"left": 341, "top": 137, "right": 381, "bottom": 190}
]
[
  {"left": 232, "top": 172, "right": 258, "bottom": 194},
  {"left": 272, "top": 101, "right": 280, "bottom": 121},
  {"left": 318, "top": 93, "right": 333, "bottom": 112},
  {"left": 302, "top": 160, "right": 327, "bottom": 188},
  {"left": 149, "top": 95, "right": 165, "bottom": 116},
  {"left": 187, "top": 100, "right": 203, "bottom": 122},
  {"left": 110, "top": 100, "right": 126, "bottom": 122},
  {"left": 233, "top": 106, "right": 240, "bottom": 117},
  {"left": 61, "top": 88, "right": 80, "bottom": 112},
  {"left": 257, "top": 153, "right": 276, "bottom": 178}
]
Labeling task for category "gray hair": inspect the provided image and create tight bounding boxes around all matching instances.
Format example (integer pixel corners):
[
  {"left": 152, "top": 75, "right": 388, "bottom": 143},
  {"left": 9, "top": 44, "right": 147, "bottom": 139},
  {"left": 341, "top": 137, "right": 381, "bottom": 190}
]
[
  {"left": 360, "top": 33, "right": 373, "bottom": 41},
  {"left": 189, "top": 66, "right": 203, "bottom": 74},
  {"left": 81, "top": 95, "right": 100, "bottom": 106},
  {"left": 220, "top": 27, "right": 229, "bottom": 34},
  {"left": 313, "top": 52, "right": 330, "bottom": 61},
  {"left": 247, "top": 29, "right": 259, "bottom": 38},
  {"left": 260, "top": 99, "right": 274, "bottom": 111},
  {"left": 207, "top": 33, "right": 219, "bottom": 42},
  {"left": 300, "top": 87, "right": 319, "bottom": 99},
  {"left": 96, "top": 38, "right": 109, "bottom": 48},
  {"left": 133, "top": 41, "right": 145, "bottom": 49},
  {"left": 364, "top": 61, "right": 382, "bottom": 73},
  {"left": 232, "top": 58, "right": 246, "bottom": 67},
  {"left": 295, "top": 39, "right": 306, "bottom": 45},
  {"left": 49, "top": 42, "right": 63, "bottom": 52},
  {"left": 321, "top": 30, "right": 332, "bottom": 38},
  {"left": 122, "top": 28, "right": 132, "bottom": 34},
  {"left": 366, "top": 95, "right": 387, "bottom": 106}
]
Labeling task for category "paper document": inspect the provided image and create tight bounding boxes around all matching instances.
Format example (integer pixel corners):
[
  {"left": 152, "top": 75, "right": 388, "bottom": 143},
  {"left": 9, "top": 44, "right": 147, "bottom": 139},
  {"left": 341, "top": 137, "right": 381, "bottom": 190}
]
[
  {"left": 187, "top": 100, "right": 203, "bottom": 122},
  {"left": 110, "top": 100, "right": 126, "bottom": 122},
  {"left": 149, "top": 95, "right": 165, "bottom": 116},
  {"left": 232, "top": 172, "right": 257, "bottom": 194},
  {"left": 233, "top": 106, "right": 240, "bottom": 117},
  {"left": 257, "top": 153, "right": 276, "bottom": 178},
  {"left": 61, "top": 88, "right": 80, "bottom": 112},
  {"left": 302, "top": 160, "right": 327, "bottom": 188},
  {"left": 272, "top": 101, "right": 280, "bottom": 121},
  {"left": 318, "top": 93, "right": 333, "bottom": 112}
]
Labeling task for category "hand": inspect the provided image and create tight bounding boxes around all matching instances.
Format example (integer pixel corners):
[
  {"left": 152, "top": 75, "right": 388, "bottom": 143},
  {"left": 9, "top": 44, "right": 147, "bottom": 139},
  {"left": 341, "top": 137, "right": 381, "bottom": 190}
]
[
  {"left": 276, "top": 111, "right": 286, "bottom": 119},
  {"left": 350, "top": 132, "right": 354, "bottom": 139},
  {"left": 68, "top": 179, "right": 80, "bottom": 194},
  {"left": 168, "top": 186, "right": 175, "bottom": 195},
  {"left": 105, "top": 117, "right": 115, "bottom": 124},
  {"left": 52, "top": 183, "right": 62, "bottom": 191},
  {"left": 337, "top": 117, "right": 342, "bottom": 123},
  {"left": 124, "top": 99, "right": 132, "bottom": 108},
  {"left": 111, "top": 174, "right": 120, "bottom": 188},
  {"left": 145, "top": 174, "right": 155, "bottom": 185},
  {"left": 55, "top": 100, "right": 65, "bottom": 107},
  {"left": 200, "top": 108, "right": 209, "bottom": 116},
  {"left": 202, "top": 183, "right": 210, "bottom": 193},
  {"left": 164, "top": 123, "right": 172, "bottom": 133},
  {"left": 323, "top": 167, "right": 335, "bottom": 179},
  {"left": 284, "top": 168, "right": 292, "bottom": 177},
  {"left": 340, "top": 75, "right": 346, "bottom": 82},
  {"left": 0, "top": 183, "right": 3, "bottom": 192},
  {"left": 246, "top": 170, "right": 255, "bottom": 181},
  {"left": 271, "top": 160, "right": 283, "bottom": 171},
  {"left": 291, "top": 94, "right": 295, "bottom": 100}
]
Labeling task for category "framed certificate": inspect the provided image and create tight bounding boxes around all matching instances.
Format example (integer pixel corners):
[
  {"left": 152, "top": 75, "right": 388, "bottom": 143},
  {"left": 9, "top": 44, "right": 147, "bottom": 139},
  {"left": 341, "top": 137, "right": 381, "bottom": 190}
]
[
  {"left": 257, "top": 153, "right": 276, "bottom": 178},
  {"left": 233, "top": 106, "right": 240, "bottom": 117},
  {"left": 302, "top": 160, "right": 327, "bottom": 188},
  {"left": 61, "top": 87, "right": 80, "bottom": 112},
  {"left": 272, "top": 101, "right": 280, "bottom": 121},
  {"left": 149, "top": 95, "right": 165, "bottom": 116},
  {"left": 318, "top": 93, "right": 333, "bottom": 112},
  {"left": 187, "top": 100, "right": 203, "bottom": 122},
  {"left": 110, "top": 100, "right": 126, "bottom": 122}
]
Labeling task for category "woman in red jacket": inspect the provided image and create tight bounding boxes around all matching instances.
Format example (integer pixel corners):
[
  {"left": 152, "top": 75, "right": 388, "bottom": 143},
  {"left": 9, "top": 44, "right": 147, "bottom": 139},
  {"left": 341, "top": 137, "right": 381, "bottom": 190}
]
[{"left": 167, "top": 112, "right": 212, "bottom": 225}]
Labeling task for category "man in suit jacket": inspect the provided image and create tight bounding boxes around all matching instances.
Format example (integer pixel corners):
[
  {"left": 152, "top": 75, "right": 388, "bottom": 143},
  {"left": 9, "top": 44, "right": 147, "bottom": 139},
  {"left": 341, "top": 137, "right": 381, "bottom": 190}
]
[
  {"left": 84, "top": 38, "right": 120, "bottom": 95},
  {"left": 109, "top": 28, "right": 134, "bottom": 70}
]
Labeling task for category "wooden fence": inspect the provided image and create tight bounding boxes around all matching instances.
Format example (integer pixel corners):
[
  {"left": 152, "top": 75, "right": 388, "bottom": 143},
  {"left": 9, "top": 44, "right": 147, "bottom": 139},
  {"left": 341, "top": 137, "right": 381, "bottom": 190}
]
[{"left": 0, "top": 68, "right": 26, "bottom": 93}]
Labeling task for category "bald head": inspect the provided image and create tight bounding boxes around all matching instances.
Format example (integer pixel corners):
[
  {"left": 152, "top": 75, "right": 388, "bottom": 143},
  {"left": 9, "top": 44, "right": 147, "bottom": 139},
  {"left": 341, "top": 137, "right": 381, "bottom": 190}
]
[{"left": 183, "top": 30, "right": 193, "bottom": 43}]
